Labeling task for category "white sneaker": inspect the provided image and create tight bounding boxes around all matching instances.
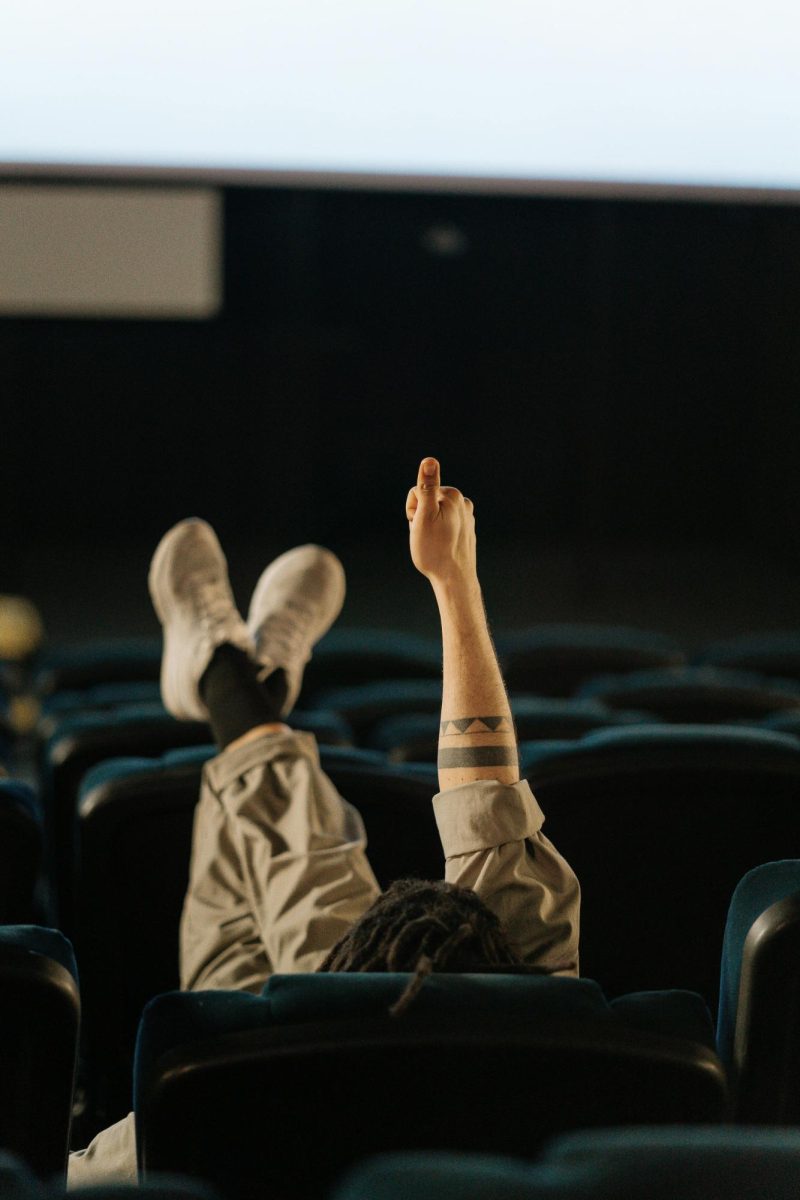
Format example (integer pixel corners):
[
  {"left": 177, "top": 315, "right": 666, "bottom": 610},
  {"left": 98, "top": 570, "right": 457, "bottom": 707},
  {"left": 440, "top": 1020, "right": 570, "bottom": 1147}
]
[
  {"left": 148, "top": 518, "right": 253, "bottom": 720},
  {"left": 247, "top": 545, "right": 346, "bottom": 716}
]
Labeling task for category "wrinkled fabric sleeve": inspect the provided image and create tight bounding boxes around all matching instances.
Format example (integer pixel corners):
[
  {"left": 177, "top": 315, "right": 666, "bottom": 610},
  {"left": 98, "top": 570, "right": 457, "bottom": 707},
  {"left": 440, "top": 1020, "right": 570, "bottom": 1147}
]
[
  {"left": 433, "top": 777, "right": 580, "bottom": 975},
  {"left": 68, "top": 1113, "right": 137, "bottom": 1187},
  {"left": 187, "top": 730, "right": 381, "bottom": 980}
]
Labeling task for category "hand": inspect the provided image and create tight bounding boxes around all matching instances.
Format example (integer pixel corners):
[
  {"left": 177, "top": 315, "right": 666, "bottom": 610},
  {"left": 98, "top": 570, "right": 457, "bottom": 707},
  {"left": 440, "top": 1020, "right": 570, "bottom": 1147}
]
[{"left": 406, "top": 457, "right": 477, "bottom": 588}]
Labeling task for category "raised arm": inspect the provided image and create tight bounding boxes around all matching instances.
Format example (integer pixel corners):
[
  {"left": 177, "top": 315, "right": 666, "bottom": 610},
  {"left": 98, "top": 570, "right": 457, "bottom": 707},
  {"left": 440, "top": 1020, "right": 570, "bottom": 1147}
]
[{"left": 406, "top": 456, "right": 519, "bottom": 790}]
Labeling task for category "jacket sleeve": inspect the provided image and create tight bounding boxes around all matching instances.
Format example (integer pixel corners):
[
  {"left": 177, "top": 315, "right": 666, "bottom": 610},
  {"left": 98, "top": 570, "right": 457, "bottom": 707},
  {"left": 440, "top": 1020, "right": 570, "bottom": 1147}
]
[
  {"left": 433, "top": 777, "right": 580, "bottom": 975},
  {"left": 68, "top": 1112, "right": 137, "bottom": 1187}
]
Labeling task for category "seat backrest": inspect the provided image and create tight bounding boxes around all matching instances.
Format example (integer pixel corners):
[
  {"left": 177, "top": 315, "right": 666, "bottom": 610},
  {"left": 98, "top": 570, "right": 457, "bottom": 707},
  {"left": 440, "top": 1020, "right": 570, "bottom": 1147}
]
[
  {"left": 76, "top": 745, "right": 215, "bottom": 1128},
  {"left": 370, "top": 699, "right": 658, "bottom": 764},
  {"left": 333, "top": 1128, "right": 800, "bottom": 1200},
  {"left": 0, "top": 1151, "right": 40, "bottom": 1200},
  {"left": 696, "top": 629, "right": 800, "bottom": 687},
  {"left": 312, "top": 679, "right": 444, "bottom": 740},
  {"left": 333, "top": 1152, "right": 583, "bottom": 1200},
  {"left": 135, "top": 974, "right": 726, "bottom": 1200},
  {"left": 542, "top": 1126, "right": 800, "bottom": 1199},
  {"left": 525, "top": 725, "right": 800, "bottom": 1004},
  {"left": 301, "top": 628, "right": 442, "bottom": 700},
  {"left": 578, "top": 665, "right": 800, "bottom": 723},
  {"left": 75, "top": 746, "right": 439, "bottom": 1129},
  {"left": 42, "top": 704, "right": 211, "bottom": 929},
  {"left": 38, "top": 680, "right": 163, "bottom": 729},
  {"left": 0, "top": 926, "right": 80, "bottom": 1179},
  {"left": 0, "top": 780, "right": 42, "bottom": 923},
  {"left": 495, "top": 625, "right": 686, "bottom": 697},
  {"left": 33, "top": 637, "right": 163, "bottom": 695},
  {"left": 718, "top": 860, "right": 800, "bottom": 1122}
]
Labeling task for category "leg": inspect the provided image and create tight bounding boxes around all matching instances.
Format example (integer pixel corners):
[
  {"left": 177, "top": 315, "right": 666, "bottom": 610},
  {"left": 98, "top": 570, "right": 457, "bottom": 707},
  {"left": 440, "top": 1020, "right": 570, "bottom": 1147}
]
[
  {"left": 149, "top": 518, "right": 381, "bottom": 991},
  {"left": 183, "top": 728, "right": 380, "bottom": 986}
]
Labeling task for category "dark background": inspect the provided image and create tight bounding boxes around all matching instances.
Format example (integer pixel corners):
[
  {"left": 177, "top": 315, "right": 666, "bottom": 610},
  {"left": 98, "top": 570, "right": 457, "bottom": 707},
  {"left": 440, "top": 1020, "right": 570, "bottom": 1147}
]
[{"left": 3, "top": 185, "right": 800, "bottom": 646}]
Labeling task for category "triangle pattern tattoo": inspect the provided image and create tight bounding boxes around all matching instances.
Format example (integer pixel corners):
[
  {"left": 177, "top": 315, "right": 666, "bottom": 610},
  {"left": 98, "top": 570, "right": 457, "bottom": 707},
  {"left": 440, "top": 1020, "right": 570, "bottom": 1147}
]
[{"left": 478, "top": 716, "right": 507, "bottom": 732}]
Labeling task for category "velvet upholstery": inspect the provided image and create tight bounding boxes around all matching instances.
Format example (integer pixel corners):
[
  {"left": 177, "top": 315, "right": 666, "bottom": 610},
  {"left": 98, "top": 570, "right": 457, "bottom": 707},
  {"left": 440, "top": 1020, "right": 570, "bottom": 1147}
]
[
  {"left": 718, "top": 860, "right": 800, "bottom": 1121},
  {"left": 578, "top": 665, "right": 800, "bottom": 723},
  {"left": 523, "top": 725, "right": 800, "bottom": 1003},
  {"left": 0, "top": 926, "right": 80, "bottom": 1178},
  {"left": 494, "top": 624, "right": 685, "bottom": 698},
  {"left": 334, "top": 1128, "right": 800, "bottom": 1200},
  {"left": 134, "top": 974, "right": 726, "bottom": 1199}
]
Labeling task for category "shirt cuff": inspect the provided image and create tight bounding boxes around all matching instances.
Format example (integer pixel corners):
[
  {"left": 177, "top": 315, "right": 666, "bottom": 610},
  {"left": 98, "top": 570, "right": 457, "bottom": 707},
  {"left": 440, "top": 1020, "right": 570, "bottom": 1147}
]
[{"left": 433, "top": 778, "right": 545, "bottom": 857}]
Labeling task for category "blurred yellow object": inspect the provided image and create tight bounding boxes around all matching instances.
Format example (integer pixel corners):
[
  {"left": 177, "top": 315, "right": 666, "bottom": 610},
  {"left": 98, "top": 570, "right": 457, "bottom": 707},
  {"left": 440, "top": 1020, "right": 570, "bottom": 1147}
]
[
  {"left": 9, "top": 695, "right": 40, "bottom": 735},
  {"left": 0, "top": 595, "right": 44, "bottom": 661}
]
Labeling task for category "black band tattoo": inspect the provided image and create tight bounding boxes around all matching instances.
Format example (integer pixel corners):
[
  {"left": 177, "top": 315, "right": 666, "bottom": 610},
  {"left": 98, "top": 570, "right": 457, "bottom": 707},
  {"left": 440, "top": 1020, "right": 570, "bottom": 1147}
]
[
  {"left": 440, "top": 716, "right": 513, "bottom": 736},
  {"left": 438, "top": 746, "right": 518, "bottom": 769}
]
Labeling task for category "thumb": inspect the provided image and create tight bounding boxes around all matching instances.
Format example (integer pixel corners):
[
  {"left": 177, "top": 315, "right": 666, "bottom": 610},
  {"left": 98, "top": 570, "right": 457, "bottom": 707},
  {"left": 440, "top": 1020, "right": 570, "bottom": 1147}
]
[{"left": 416, "top": 457, "right": 441, "bottom": 508}]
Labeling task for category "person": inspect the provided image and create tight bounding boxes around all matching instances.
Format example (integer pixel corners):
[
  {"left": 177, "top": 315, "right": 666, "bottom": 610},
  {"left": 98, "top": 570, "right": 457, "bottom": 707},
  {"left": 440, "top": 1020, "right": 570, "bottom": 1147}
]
[{"left": 68, "top": 456, "right": 580, "bottom": 1186}]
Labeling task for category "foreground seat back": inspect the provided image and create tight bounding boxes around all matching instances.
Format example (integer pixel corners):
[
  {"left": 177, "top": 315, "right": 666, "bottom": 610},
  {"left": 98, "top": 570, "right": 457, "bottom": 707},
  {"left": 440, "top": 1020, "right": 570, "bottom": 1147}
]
[
  {"left": 0, "top": 927, "right": 80, "bottom": 1178},
  {"left": 135, "top": 974, "right": 726, "bottom": 1200},
  {"left": 718, "top": 860, "right": 800, "bottom": 1122},
  {"left": 335, "top": 1127, "right": 800, "bottom": 1200},
  {"left": 334, "top": 1152, "right": 584, "bottom": 1200},
  {"left": 543, "top": 1126, "right": 800, "bottom": 1200},
  {"left": 525, "top": 725, "right": 800, "bottom": 1004}
]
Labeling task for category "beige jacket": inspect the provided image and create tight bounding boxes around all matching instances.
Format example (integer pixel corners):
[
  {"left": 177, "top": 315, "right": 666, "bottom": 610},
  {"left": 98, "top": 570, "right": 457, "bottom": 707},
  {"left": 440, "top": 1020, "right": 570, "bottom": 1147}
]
[{"left": 68, "top": 731, "right": 579, "bottom": 1186}]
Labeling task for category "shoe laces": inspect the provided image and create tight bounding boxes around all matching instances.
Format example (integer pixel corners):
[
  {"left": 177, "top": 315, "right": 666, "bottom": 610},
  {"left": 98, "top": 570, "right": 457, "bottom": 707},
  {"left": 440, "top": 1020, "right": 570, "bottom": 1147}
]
[
  {"left": 192, "top": 577, "right": 237, "bottom": 636},
  {"left": 258, "top": 601, "right": 313, "bottom": 663}
]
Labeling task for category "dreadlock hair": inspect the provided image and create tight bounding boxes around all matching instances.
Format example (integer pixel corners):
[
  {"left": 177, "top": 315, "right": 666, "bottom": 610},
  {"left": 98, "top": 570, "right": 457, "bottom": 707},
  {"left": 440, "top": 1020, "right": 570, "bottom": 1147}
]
[{"left": 317, "top": 878, "right": 525, "bottom": 1017}]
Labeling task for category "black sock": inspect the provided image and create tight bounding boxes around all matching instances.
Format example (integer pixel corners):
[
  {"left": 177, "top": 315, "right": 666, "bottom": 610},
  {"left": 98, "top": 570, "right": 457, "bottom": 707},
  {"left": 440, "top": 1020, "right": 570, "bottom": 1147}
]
[{"left": 199, "top": 644, "right": 288, "bottom": 750}]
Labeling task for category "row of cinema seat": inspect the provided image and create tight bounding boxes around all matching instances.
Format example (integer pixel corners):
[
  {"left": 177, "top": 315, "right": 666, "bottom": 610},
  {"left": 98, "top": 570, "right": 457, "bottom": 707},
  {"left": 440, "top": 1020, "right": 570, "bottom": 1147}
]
[
  {"left": 1, "top": 854, "right": 800, "bottom": 1193},
  {"left": 332, "top": 1128, "right": 800, "bottom": 1200},
  {"left": 28, "top": 623, "right": 800, "bottom": 698},
  {"left": 3, "top": 1130, "right": 800, "bottom": 1200},
  {"left": 3, "top": 625, "right": 800, "bottom": 1192}
]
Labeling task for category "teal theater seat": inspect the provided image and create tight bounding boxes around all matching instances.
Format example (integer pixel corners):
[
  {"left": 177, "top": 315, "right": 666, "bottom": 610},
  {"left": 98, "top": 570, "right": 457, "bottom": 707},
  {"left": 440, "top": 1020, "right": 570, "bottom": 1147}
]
[
  {"left": 0, "top": 926, "right": 80, "bottom": 1179},
  {"left": 718, "top": 860, "right": 800, "bottom": 1122},
  {"left": 578, "top": 665, "right": 800, "bottom": 723},
  {"left": 696, "top": 629, "right": 800, "bottom": 688},
  {"left": 333, "top": 1127, "right": 800, "bottom": 1199},
  {"left": 524, "top": 724, "right": 800, "bottom": 1004},
  {"left": 34, "top": 638, "right": 163, "bottom": 696},
  {"left": 370, "top": 698, "right": 657, "bottom": 765},
  {"left": 301, "top": 627, "right": 442, "bottom": 701},
  {"left": 134, "top": 973, "right": 725, "bottom": 1200},
  {"left": 495, "top": 624, "right": 685, "bottom": 698}
]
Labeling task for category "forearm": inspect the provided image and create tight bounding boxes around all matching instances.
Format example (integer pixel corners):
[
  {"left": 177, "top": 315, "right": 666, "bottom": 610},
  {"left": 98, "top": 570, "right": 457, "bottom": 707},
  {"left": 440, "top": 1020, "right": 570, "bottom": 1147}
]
[{"left": 434, "top": 573, "right": 519, "bottom": 790}]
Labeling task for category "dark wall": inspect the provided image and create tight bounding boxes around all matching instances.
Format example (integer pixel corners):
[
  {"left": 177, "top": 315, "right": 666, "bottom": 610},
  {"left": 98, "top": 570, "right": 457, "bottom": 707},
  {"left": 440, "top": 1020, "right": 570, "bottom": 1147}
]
[{"left": 3, "top": 185, "right": 800, "bottom": 561}]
